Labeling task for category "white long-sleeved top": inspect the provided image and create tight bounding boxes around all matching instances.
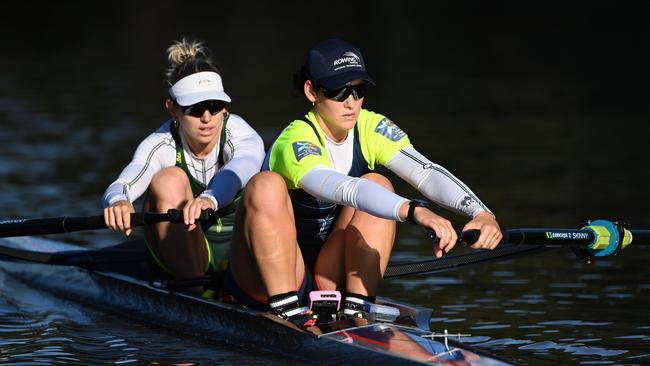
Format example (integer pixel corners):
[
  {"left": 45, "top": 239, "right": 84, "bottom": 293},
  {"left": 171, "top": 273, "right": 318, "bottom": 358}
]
[
  {"left": 300, "top": 144, "right": 491, "bottom": 222},
  {"left": 102, "top": 114, "right": 264, "bottom": 209}
]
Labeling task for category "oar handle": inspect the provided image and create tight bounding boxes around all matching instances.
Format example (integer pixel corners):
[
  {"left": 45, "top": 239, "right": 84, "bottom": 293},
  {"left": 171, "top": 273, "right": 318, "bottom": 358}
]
[
  {"left": 428, "top": 228, "right": 650, "bottom": 246},
  {"left": 427, "top": 229, "right": 481, "bottom": 245},
  {"left": 131, "top": 209, "right": 213, "bottom": 225},
  {"left": 427, "top": 222, "right": 650, "bottom": 259},
  {"left": 0, "top": 209, "right": 214, "bottom": 238},
  {"left": 460, "top": 229, "right": 481, "bottom": 245},
  {"left": 451, "top": 229, "right": 602, "bottom": 245},
  {"left": 448, "top": 228, "right": 600, "bottom": 246}
]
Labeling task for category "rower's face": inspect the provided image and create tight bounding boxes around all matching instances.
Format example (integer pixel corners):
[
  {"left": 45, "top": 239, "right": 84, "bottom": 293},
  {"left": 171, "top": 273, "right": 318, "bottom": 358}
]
[
  {"left": 307, "top": 80, "right": 365, "bottom": 140},
  {"left": 166, "top": 99, "right": 226, "bottom": 147}
]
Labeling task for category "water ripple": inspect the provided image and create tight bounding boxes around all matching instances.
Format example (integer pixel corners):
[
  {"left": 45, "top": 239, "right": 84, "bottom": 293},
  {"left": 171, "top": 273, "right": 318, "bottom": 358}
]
[{"left": 0, "top": 269, "right": 306, "bottom": 365}]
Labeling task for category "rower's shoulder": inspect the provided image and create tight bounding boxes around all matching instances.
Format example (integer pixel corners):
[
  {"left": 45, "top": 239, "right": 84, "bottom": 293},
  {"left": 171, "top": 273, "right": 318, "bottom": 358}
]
[
  {"left": 356, "top": 108, "right": 389, "bottom": 127},
  {"left": 148, "top": 119, "right": 174, "bottom": 136},
  {"left": 276, "top": 119, "right": 321, "bottom": 142},
  {"left": 225, "top": 112, "right": 248, "bottom": 126},
  {"left": 224, "top": 113, "right": 257, "bottom": 134},
  {"left": 286, "top": 117, "right": 317, "bottom": 130},
  {"left": 134, "top": 120, "right": 176, "bottom": 152}
]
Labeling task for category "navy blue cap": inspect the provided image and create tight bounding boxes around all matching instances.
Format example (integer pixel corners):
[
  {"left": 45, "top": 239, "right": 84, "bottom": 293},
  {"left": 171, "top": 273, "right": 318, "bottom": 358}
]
[{"left": 304, "top": 38, "right": 375, "bottom": 90}]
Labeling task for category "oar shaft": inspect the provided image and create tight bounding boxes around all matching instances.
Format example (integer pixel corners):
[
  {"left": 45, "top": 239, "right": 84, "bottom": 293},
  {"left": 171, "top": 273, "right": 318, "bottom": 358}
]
[
  {"left": 503, "top": 228, "right": 593, "bottom": 245},
  {"left": 630, "top": 230, "right": 650, "bottom": 244},
  {"left": 385, "top": 244, "right": 548, "bottom": 278},
  {"left": 0, "top": 215, "right": 107, "bottom": 237},
  {"left": 0, "top": 209, "right": 210, "bottom": 238},
  {"left": 456, "top": 228, "right": 650, "bottom": 246},
  {"left": 391, "top": 226, "right": 650, "bottom": 278},
  {"left": 434, "top": 228, "right": 593, "bottom": 246}
]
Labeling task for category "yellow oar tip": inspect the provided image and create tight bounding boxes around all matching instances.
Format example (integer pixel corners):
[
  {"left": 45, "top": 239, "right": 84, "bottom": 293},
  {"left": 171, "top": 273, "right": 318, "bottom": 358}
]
[{"left": 622, "top": 229, "right": 633, "bottom": 249}]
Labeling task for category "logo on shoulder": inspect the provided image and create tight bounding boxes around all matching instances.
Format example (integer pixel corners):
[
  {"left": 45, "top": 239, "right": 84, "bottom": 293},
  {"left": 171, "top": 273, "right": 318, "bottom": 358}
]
[
  {"left": 374, "top": 118, "right": 406, "bottom": 142},
  {"left": 292, "top": 141, "right": 322, "bottom": 161}
]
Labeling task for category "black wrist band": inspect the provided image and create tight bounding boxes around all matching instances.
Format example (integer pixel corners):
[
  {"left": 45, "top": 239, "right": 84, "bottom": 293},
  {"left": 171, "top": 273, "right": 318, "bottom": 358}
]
[{"left": 406, "top": 199, "right": 429, "bottom": 223}]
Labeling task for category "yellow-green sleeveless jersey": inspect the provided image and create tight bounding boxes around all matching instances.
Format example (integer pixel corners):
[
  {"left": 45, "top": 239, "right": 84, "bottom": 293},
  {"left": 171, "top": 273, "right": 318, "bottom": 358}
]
[{"left": 267, "top": 108, "right": 413, "bottom": 189}]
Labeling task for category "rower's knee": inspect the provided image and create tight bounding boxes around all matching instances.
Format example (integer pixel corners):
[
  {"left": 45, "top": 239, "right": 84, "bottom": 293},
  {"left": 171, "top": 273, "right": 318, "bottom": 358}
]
[
  {"left": 244, "top": 171, "right": 289, "bottom": 212},
  {"left": 362, "top": 172, "right": 394, "bottom": 193},
  {"left": 148, "top": 167, "right": 190, "bottom": 201}
]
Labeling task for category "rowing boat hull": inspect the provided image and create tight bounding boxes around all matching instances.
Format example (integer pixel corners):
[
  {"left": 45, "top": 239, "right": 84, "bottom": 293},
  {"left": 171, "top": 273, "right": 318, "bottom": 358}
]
[{"left": 0, "top": 237, "right": 515, "bottom": 365}]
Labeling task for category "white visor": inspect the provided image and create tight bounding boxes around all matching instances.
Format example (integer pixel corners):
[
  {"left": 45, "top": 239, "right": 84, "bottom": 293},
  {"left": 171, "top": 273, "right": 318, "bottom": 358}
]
[{"left": 168, "top": 71, "right": 232, "bottom": 106}]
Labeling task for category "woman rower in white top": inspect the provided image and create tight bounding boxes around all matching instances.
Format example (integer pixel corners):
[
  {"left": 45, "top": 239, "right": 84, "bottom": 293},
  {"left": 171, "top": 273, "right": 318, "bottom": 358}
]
[{"left": 102, "top": 38, "right": 264, "bottom": 296}]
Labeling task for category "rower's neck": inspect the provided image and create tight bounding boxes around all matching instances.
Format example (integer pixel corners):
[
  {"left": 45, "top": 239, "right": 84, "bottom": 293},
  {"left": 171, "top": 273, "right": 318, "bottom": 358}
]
[{"left": 315, "top": 117, "right": 349, "bottom": 143}]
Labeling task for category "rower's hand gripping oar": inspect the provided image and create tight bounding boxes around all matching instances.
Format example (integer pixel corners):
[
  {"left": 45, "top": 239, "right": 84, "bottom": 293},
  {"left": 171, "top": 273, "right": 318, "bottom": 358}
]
[
  {"left": 428, "top": 219, "right": 648, "bottom": 262},
  {"left": 385, "top": 219, "right": 649, "bottom": 278},
  {"left": 0, "top": 209, "right": 215, "bottom": 238}
]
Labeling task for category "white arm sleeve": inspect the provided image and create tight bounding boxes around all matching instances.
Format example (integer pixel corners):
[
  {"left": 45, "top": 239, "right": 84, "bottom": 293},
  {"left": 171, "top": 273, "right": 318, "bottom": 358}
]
[
  {"left": 387, "top": 147, "right": 491, "bottom": 218},
  {"left": 299, "top": 167, "right": 408, "bottom": 221},
  {"left": 200, "top": 114, "right": 265, "bottom": 209},
  {"left": 102, "top": 127, "right": 174, "bottom": 208}
]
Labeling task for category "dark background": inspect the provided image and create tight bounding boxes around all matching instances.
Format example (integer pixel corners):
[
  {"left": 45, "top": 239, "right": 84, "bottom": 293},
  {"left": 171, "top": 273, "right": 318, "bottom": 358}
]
[
  {"left": 1, "top": 2, "right": 649, "bottom": 364},
  {"left": 2, "top": 1, "right": 647, "bottom": 230}
]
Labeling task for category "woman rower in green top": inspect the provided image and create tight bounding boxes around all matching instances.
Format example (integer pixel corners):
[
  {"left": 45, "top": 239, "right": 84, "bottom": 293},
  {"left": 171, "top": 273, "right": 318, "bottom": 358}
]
[
  {"left": 102, "top": 38, "right": 265, "bottom": 296},
  {"left": 228, "top": 38, "right": 502, "bottom": 323}
]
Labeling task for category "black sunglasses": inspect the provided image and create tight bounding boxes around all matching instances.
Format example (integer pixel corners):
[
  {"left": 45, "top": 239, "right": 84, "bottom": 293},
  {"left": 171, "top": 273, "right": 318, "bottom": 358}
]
[
  {"left": 180, "top": 100, "right": 226, "bottom": 118},
  {"left": 322, "top": 83, "right": 368, "bottom": 102}
]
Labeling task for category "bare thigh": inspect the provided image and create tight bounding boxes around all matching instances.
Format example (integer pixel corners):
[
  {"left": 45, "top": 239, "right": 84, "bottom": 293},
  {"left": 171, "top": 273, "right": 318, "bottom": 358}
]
[
  {"left": 143, "top": 167, "right": 208, "bottom": 283},
  {"left": 314, "top": 172, "right": 396, "bottom": 295},
  {"left": 230, "top": 171, "right": 306, "bottom": 301}
]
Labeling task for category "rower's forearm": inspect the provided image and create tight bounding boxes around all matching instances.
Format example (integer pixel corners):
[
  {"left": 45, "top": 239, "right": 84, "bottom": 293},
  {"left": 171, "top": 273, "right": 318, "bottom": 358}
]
[{"left": 387, "top": 147, "right": 491, "bottom": 217}]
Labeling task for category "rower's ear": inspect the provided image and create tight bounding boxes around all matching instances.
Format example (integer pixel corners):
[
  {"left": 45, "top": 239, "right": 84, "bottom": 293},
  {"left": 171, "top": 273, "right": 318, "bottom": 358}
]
[
  {"left": 165, "top": 99, "right": 179, "bottom": 116},
  {"left": 304, "top": 80, "right": 318, "bottom": 104}
]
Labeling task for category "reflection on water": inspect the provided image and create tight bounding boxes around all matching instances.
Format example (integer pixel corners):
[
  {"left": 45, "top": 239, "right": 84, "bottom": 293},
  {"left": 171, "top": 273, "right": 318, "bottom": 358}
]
[
  {"left": 0, "top": 269, "right": 307, "bottom": 365},
  {"left": 380, "top": 245, "right": 650, "bottom": 365},
  {"left": 1, "top": 2, "right": 649, "bottom": 365}
]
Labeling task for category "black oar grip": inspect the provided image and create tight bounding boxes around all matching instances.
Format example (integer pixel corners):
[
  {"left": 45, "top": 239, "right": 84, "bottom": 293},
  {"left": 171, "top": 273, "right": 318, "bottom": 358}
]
[
  {"left": 198, "top": 209, "right": 214, "bottom": 221},
  {"left": 461, "top": 230, "right": 481, "bottom": 245},
  {"left": 428, "top": 229, "right": 482, "bottom": 245},
  {"left": 130, "top": 213, "right": 147, "bottom": 226},
  {"left": 164, "top": 209, "right": 214, "bottom": 224},
  {"left": 129, "top": 209, "right": 215, "bottom": 227},
  {"left": 166, "top": 209, "right": 184, "bottom": 223}
]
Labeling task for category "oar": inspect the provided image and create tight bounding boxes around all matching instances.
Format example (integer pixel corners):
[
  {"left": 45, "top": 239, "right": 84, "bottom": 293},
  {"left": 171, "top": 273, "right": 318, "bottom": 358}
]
[
  {"left": 385, "top": 244, "right": 548, "bottom": 278},
  {"left": 469, "top": 220, "right": 646, "bottom": 257},
  {"left": 0, "top": 209, "right": 214, "bottom": 238},
  {"left": 386, "top": 219, "right": 650, "bottom": 278},
  {"left": 0, "top": 209, "right": 215, "bottom": 268},
  {"left": 433, "top": 220, "right": 648, "bottom": 254},
  {"left": 3, "top": 215, "right": 647, "bottom": 278}
]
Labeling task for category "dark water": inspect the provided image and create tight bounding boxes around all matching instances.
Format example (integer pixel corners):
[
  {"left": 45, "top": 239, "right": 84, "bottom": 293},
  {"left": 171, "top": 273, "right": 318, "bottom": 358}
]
[
  {"left": 0, "top": 267, "right": 305, "bottom": 365},
  {"left": 1, "top": 1, "right": 649, "bottom": 365}
]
